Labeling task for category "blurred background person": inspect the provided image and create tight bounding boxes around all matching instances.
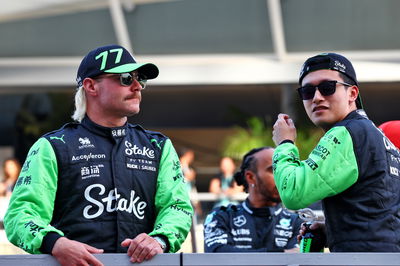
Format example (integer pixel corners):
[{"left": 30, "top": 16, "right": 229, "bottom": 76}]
[
  {"left": 379, "top": 120, "right": 400, "bottom": 150},
  {"left": 209, "top": 157, "right": 243, "bottom": 208},
  {"left": 0, "top": 158, "right": 21, "bottom": 198},
  {"left": 204, "top": 147, "right": 301, "bottom": 252},
  {"left": 178, "top": 148, "right": 202, "bottom": 219},
  {"left": 0, "top": 158, "right": 21, "bottom": 231},
  {"left": 178, "top": 148, "right": 197, "bottom": 193}
]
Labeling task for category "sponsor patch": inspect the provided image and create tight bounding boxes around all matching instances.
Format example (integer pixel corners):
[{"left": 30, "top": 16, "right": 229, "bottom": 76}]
[
  {"left": 83, "top": 184, "right": 147, "bottom": 220},
  {"left": 275, "top": 237, "right": 288, "bottom": 247},
  {"left": 231, "top": 228, "right": 250, "bottom": 236},
  {"left": 305, "top": 158, "right": 318, "bottom": 170},
  {"left": 15, "top": 175, "right": 32, "bottom": 187},
  {"left": 24, "top": 221, "right": 44, "bottom": 237},
  {"left": 276, "top": 218, "right": 292, "bottom": 230},
  {"left": 112, "top": 129, "right": 126, "bottom": 137},
  {"left": 126, "top": 158, "right": 157, "bottom": 172},
  {"left": 81, "top": 164, "right": 104, "bottom": 179},
  {"left": 125, "top": 141, "right": 155, "bottom": 159},
  {"left": 233, "top": 215, "right": 247, "bottom": 227},
  {"left": 78, "top": 137, "right": 95, "bottom": 149},
  {"left": 72, "top": 153, "right": 106, "bottom": 162}
]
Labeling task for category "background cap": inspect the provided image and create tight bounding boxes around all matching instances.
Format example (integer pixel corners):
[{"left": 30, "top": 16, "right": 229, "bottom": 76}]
[
  {"left": 299, "top": 52, "right": 362, "bottom": 109},
  {"left": 76, "top": 44, "right": 159, "bottom": 87},
  {"left": 379, "top": 120, "right": 400, "bottom": 149}
]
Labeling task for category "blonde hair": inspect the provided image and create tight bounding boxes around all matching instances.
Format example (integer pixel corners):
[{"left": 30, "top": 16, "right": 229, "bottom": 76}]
[{"left": 71, "top": 86, "right": 87, "bottom": 122}]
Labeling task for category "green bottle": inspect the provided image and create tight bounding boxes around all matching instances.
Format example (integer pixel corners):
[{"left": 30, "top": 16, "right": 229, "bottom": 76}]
[{"left": 300, "top": 223, "right": 325, "bottom": 253}]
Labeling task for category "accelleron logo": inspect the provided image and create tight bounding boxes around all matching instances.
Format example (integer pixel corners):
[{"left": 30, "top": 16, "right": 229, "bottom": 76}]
[{"left": 72, "top": 153, "right": 106, "bottom": 161}]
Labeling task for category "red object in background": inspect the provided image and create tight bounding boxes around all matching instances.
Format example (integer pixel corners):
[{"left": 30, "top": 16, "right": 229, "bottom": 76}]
[{"left": 379, "top": 120, "right": 400, "bottom": 149}]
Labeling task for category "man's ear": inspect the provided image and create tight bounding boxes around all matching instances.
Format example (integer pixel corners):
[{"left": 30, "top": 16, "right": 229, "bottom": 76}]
[
  {"left": 349, "top": 85, "right": 359, "bottom": 105},
  {"left": 83, "top": 78, "right": 98, "bottom": 96},
  {"left": 245, "top": 170, "right": 256, "bottom": 187}
]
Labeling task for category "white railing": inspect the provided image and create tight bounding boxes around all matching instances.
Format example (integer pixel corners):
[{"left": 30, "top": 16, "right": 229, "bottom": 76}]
[{"left": 0, "top": 253, "right": 399, "bottom": 266}]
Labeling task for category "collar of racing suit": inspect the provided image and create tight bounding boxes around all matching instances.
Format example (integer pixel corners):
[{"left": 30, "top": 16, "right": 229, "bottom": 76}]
[
  {"left": 81, "top": 115, "right": 129, "bottom": 139},
  {"left": 242, "top": 198, "right": 283, "bottom": 217}
]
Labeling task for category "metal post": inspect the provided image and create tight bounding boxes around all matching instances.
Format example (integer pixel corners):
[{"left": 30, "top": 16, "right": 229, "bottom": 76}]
[
  {"left": 190, "top": 214, "right": 198, "bottom": 253},
  {"left": 267, "top": 0, "right": 287, "bottom": 61},
  {"left": 281, "top": 84, "right": 297, "bottom": 120},
  {"left": 108, "top": 0, "right": 134, "bottom": 53}
]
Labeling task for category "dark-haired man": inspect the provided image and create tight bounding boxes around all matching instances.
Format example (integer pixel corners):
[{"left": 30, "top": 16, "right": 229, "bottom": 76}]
[
  {"left": 272, "top": 53, "right": 400, "bottom": 252},
  {"left": 204, "top": 147, "right": 302, "bottom": 252},
  {"left": 5, "top": 44, "right": 193, "bottom": 265}
]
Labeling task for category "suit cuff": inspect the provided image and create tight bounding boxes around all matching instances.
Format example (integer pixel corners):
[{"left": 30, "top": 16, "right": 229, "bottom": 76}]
[
  {"left": 279, "top": 139, "right": 294, "bottom": 145},
  {"left": 40, "top": 232, "right": 63, "bottom": 254}
]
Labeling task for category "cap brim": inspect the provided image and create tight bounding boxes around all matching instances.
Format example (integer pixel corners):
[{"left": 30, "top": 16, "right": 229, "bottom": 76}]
[{"left": 105, "top": 63, "right": 159, "bottom": 79}]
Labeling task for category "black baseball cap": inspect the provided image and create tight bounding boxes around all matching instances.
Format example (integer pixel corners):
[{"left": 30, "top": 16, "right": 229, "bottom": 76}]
[
  {"left": 299, "top": 53, "right": 363, "bottom": 109},
  {"left": 76, "top": 44, "right": 159, "bottom": 87}
]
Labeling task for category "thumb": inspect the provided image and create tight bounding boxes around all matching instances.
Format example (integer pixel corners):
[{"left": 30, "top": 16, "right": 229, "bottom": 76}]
[
  {"left": 121, "top": 238, "right": 132, "bottom": 247},
  {"left": 84, "top": 243, "right": 104, "bottom": 254}
]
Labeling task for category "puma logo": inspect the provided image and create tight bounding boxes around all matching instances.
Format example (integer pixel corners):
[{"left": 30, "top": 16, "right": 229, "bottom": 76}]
[
  {"left": 150, "top": 139, "right": 164, "bottom": 150},
  {"left": 50, "top": 135, "right": 65, "bottom": 144}
]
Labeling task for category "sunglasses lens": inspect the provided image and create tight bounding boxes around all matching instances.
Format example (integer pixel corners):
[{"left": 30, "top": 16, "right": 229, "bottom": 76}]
[
  {"left": 138, "top": 75, "right": 147, "bottom": 89},
  {"left": 298, "top": 85, "right": 316, "bottom": 100},
  {"left": 119, "top": 73, "right": 147, "bottom": 88},
  {"left": 298, "top": 81, "right": 337, "bottom": 100},
  {"left": 120, "top": 73, "right": 133, "bottom": 86},
  {"left": 318, "top": 81, "right": 336, "bottom": 96}
]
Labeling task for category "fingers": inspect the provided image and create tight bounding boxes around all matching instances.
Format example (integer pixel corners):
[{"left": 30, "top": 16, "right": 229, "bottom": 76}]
[
  {"left": 126, "top": 233, "right": 146, "bottom": 257},
  {"left": 132, "top": 240, "right": 161, "bottom": 263},
  {"left": 85, "top": 253, "right": 104, "bottom": 266},
  {"left": 120, "top": 238, "right": 132, "bottom": 247},
  {"left": 286, "top": 117, "right": 295, "bottom": 127},
  {"left": 273, "top": 113, "right": 297, "bottom": 145},
  {"left": 125, "top": 233, "right": 162, "bottom": 263},
  {"left": 52, "top": 237, "right": 104, "bottom": 266},
  {"left": 277, "top": 113, "right": 290, "bottom": 121},
  {"left": 310, "top": 221, "right": 325, "bottom": 231},
  {"left": 274, "top": 113, "right": 291, "bottom": 129},
  {"left": 83, "top": 243, "right": 104, "bottom": 254}
]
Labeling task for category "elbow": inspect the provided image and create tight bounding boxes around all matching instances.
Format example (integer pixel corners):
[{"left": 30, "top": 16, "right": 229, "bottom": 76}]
[{"left": 280, "top": 193, "right": 307, "bottom": 210}]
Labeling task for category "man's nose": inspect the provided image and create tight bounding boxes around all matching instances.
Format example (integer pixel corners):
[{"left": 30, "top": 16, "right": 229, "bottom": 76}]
[
  {"left": 131, "top": 79, "right": 143, "bottom": 90},
  {"left": 312, "top": 88, "right": 324, "bottom": 102}
]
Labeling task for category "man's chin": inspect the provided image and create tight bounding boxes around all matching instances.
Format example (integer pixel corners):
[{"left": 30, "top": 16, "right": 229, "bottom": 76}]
[
  {"left": 126, "top": 108, "right": 140, "bottom": 117},
  {"left": 313, "top": 119, "right": 334, "bottom": 131}
]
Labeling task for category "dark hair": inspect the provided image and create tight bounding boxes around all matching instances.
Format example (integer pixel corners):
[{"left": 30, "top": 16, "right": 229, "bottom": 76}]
[
  {"left": 339, "top": 72, "right": 356, "bottom": 86},
  {"left": 233, "top": 146, "right": 273, "bottom": 193}
]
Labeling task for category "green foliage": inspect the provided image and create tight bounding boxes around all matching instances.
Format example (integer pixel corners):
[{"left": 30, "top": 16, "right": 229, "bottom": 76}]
[
  {"left": 221, "top": 117, "right": 274, "bottom": 160},
  {"left": 221, "top": 116, "right": 323, "bottom": 160},
  {"left": 295, "top": 127, "right": 324, "bottom": 159}
]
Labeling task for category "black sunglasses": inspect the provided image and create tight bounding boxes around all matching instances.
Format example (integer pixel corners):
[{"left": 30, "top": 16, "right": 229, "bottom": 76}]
[
  {"left": 95, "top": 72, "right": 147, "bottom": 88},
  {"left": 297, "top": 80, "right": 353, "bottom": 100}
]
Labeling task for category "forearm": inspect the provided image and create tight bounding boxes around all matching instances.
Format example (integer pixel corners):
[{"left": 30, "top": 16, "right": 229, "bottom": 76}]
[
  {"left": 273, "top": 126, "right": 359, "bottom": 210},
  {"left": 4, "top": 138, "right": 63, "bottom": 254},
  {"left": 151, "top": 139, "right": 193, "bottom": 252}
]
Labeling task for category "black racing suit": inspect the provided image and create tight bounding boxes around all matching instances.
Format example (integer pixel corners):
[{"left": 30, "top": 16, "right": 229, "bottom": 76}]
[
  {"left": 273, "top": 110, "right": 400, "bottom": 251},
  {"left": 204, "top": 199, "right": 302, "bottom": 252},
  {"left": 4, "top": 116, "right": 193, "bottom": 254}
]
